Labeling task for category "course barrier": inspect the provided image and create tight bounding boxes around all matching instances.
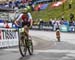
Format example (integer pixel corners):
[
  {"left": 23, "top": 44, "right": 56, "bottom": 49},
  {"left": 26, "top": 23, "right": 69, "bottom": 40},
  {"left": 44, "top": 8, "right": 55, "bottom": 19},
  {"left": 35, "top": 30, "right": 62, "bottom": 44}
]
[
  {"left": 60, "top": 25, "right": 69, "bottom": 32},
  {"left": 32, "top": 24, "right": 75, "bottom": 32},
  {"left": 0, "top": 24, "right": 75, "bottom": 48},
  {"left": 32, "top": 25, "right": 53, "bottom": 31},
  {"left": 0, "top": 28, "right": 18, "bottom": 48}
]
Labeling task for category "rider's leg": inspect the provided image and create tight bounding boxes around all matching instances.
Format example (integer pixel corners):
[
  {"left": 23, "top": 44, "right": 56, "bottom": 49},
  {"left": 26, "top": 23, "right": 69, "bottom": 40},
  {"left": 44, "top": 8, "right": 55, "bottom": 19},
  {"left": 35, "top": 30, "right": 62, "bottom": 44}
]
[{"left": 24, "top": 25, "right": 29, "bottom": 37}]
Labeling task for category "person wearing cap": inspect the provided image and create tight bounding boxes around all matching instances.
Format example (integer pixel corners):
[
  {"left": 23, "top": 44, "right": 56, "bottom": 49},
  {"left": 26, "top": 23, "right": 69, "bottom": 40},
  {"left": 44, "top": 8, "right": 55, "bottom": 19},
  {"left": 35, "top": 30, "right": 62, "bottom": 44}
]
[{"left": 15, "top": 8, "right": 33, "bottom": 38}]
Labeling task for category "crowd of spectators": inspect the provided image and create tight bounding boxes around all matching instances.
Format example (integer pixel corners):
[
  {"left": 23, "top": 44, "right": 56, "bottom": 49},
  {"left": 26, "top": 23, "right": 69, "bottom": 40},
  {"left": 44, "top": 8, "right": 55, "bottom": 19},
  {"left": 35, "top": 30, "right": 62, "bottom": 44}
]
[
  {"left": 0, "top": 0, "right": 34, "bottom": 11},
  {"left": 50, "top": 18, "right": 75, "bottom": 30},
  {"left": 0, "top": 0, "right": 75, "bottom": 32},
  {"left": 38, "top": 17, "right": 75, "bottom": 31}
]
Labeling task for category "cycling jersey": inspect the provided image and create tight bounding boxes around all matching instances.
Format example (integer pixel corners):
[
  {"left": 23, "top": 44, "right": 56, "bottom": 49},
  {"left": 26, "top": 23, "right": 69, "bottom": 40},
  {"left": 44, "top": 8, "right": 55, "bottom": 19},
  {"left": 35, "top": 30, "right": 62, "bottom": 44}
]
[
  {"left": 16, "top": 12, "right": 32, "bottom": 27},
  {"left": 16, "top": 12, "right": 32, "bottom": 22},
  {"left": 21, "top": 14, "right": 28, "bottom": 22}
]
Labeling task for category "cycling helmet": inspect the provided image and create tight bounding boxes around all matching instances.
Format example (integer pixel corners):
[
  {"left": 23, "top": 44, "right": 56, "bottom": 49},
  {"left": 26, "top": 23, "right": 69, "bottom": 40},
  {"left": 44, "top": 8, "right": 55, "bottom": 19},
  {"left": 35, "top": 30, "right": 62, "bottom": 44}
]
[
  {"left": 22, "top": 8, "right": 28, "bottom": 13},
  {"left": 26, "top": 6, "right": 31, "bottom": 12}
]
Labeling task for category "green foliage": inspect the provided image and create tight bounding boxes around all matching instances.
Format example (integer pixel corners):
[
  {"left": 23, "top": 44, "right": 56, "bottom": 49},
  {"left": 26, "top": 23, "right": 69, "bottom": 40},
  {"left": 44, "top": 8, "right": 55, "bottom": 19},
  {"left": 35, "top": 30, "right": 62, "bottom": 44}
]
[{"left": 31, "top": 0, "right": 75, "bottom": 21}]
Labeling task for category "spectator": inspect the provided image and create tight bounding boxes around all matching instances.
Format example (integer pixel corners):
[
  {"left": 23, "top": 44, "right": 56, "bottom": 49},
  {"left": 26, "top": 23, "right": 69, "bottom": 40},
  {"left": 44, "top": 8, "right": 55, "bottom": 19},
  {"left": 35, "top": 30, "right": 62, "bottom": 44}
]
[
  {"left": 49, "top": 20, "right": 52, "bottom": 26},
  {"left": 4, "top": 20, "right": 9, "bottom": 28},
  {"left": 60, "top": 19, "right": 64, "bottom": 25},
  {"left": 68, "top": 0, "right": 72, "bottom": 9},
  {"left": 39, "top": 19, "right": 43, "bottom": 29},
  {"left": 74, "top": 21, "right": 75, "bottom": 26},
  {"left": 69, "top": 20, "right": 74, "bottom": 26},
  {"left": 9, "top": 1, "right": 12, "bottom": 8},
  {"left": 53, "top": 21, "right": 59, "bottom": 31},
  {"left": 61, "top": 15, "right": 64, "bottom": 20},
  {"left": 31, "top": 4, "right": 35, "bottom": 11},
  {"left": 14, "top": 6, "right": 19, "bottom": 12},
  {"left": 15, "top": 1, "right": 19, "bottom": 7},
  {"left": 70, "top": 13, "right": 74, "bottom": 20},
  {"left": 39, "top": 19, "right": 43, "bottom": 25},
  {"left": 5, "top": 3, "right": 9, "bottom": 8},
  {"left": 63, "top": 20, "right": 69, "bottom": 26}
]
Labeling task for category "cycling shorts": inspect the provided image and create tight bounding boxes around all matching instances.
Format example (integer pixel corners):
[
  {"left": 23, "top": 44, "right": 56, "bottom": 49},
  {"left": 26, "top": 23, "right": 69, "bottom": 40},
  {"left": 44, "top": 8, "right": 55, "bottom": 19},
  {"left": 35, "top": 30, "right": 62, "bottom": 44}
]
[{"left": 22, "top": 21, "right": 30, "bottom": 27}]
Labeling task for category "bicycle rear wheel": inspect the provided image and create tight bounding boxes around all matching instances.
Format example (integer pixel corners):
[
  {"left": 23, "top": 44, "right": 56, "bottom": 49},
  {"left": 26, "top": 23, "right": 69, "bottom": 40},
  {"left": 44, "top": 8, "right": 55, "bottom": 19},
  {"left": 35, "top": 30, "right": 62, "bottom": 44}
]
[
  {"left": 27, "top": 37, "right": 33, "bottom": 55},
  {"left": 19, "top": 36, "right": 27, "bottom": 57}
]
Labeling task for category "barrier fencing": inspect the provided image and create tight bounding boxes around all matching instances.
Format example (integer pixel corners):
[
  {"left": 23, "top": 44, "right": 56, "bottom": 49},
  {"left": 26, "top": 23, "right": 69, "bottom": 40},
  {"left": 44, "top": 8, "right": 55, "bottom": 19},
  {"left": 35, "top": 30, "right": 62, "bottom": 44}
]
[
  {"left": 32, "top": 24, "right": 75, "bottom": 32},
  {"left": 0, "top": 28, "right": 18, "bottom": 48},
  {"left": 0, "top": 24, "right": 75, "bottom": 48}
]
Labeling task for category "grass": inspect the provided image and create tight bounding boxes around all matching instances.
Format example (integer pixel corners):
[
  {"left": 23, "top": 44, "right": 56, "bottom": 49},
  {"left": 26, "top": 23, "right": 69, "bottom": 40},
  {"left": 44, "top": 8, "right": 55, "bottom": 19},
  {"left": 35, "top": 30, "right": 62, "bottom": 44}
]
[{"left": 31, "top": 0, "right": 75, "bottom": 21}]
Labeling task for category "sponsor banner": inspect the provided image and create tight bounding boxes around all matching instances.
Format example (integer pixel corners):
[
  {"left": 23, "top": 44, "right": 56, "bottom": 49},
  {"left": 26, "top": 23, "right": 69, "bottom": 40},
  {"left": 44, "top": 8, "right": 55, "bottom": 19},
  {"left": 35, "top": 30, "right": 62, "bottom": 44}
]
[
  {"left": 8, "top": 39, "right": 18, "bottom": 47},
  {"left": 32, "top": 26, "right": 39, "bottom": 29},
  {"left": 0, "top": 28, "right": 18, "bottom": 48},
  {"left": 32, "top": 25, "right": 53, "bottom": 30},
  {"left": 0, "top": 40, "right": 9, "bottom": 47},
  {"left": 32, "top": 25, "right": 75, "bottom": 32},
  {"left": 60, "top": 25, "right": 68, "bottom": 32},
  {"left": 42, "top": 26, "right": 53, "bottom": 30}
]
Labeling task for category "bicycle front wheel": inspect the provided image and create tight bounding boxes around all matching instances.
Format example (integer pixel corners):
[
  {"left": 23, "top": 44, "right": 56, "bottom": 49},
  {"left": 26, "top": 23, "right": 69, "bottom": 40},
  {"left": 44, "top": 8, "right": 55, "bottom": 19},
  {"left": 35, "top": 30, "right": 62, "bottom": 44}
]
[
  {"left": 19, "top": 38, "right": 27, "bottom": 57},
  {"left": 57, "top": 37, "right": 60, "bottom": 42}
]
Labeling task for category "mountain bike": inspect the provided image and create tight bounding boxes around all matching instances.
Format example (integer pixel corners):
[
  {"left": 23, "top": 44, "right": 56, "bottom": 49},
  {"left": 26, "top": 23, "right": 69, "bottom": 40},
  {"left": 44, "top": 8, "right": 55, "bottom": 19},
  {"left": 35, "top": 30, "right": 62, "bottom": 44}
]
[{"left": 18, "top": 28, "right": 33, "bottom": 57}]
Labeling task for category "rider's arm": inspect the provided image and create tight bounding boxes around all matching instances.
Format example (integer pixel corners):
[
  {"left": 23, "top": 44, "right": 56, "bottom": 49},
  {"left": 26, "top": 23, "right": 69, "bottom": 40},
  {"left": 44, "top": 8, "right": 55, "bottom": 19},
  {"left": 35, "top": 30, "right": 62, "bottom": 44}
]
[
  {"left": 28, "top": 12, "right": 33, "bottom": 26},
  {"left": 15, "top": 14, "right": 23, "bottom": 26}
]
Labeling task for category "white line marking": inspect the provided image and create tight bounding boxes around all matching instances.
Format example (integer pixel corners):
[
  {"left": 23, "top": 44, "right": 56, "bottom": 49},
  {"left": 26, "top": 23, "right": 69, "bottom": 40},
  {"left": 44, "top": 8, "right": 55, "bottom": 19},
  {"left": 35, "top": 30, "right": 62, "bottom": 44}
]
[
  {"left": 66, "top": 53, "right": 75, "bottom": 57},
  {"left": 34, "top": 49, "right": 75, "bottom": 53},
  {"left": 4, "top": 48, "right": 75, "bottom": 54}
]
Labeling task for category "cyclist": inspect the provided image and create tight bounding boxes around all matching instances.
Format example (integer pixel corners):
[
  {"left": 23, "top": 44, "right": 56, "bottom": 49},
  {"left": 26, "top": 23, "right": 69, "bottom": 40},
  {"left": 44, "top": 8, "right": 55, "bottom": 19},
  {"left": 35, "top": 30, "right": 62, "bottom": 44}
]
[
  {"left": 15, "top": 8, "right": 33, "bottom": 38},
  {"left": 56, "top": 28, "right": 60, "bottom": 42}
]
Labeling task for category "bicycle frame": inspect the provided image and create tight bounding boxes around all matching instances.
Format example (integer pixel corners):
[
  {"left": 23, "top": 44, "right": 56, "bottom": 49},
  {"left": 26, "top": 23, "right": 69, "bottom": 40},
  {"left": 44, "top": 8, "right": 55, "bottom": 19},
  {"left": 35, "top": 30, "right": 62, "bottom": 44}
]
[{"left": 17, "top": 27, "right": 33, "bottom": 57}]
